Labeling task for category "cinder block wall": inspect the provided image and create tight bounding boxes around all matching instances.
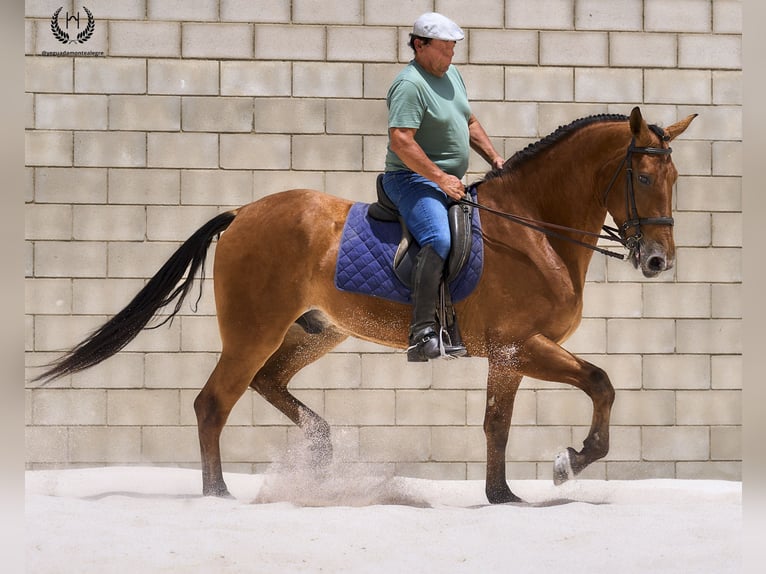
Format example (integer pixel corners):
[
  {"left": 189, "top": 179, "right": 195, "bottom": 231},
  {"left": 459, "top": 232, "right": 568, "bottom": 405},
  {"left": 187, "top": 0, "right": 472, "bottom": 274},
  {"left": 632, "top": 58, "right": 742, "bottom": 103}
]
[{"left": 25, "top": 0, "right": 742, "bottom": 481}]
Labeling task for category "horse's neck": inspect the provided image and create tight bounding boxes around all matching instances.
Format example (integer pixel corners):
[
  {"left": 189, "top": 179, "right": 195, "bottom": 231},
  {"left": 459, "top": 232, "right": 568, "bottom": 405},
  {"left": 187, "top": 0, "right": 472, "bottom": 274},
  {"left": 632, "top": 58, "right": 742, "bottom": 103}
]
[
  {"left": 536, "top": 131, "right": 625, "bottom": 222},
  {"left": 482, "top": 126, "right": 626, "bottom": 282}
]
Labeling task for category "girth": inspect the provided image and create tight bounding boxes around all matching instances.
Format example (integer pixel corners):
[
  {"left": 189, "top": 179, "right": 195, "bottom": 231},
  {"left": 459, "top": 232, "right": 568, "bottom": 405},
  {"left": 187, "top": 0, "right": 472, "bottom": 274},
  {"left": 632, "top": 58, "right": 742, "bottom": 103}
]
[{"left": 368, "top": 174, "right": 474, "bottom": 288}]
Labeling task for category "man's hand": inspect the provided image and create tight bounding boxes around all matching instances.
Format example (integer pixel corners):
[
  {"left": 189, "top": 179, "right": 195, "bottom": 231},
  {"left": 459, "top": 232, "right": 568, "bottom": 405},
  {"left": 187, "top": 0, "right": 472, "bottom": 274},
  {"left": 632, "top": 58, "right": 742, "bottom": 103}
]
[{"left": 436, "top": 173, "right": 466, "bottom": 201}]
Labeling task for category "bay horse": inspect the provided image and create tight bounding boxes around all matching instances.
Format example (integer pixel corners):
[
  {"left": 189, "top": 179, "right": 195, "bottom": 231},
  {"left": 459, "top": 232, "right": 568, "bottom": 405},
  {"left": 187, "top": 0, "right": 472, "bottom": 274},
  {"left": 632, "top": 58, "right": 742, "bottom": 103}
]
[{"left": 36, "top": 107, "right": 697, "bottom": 503}]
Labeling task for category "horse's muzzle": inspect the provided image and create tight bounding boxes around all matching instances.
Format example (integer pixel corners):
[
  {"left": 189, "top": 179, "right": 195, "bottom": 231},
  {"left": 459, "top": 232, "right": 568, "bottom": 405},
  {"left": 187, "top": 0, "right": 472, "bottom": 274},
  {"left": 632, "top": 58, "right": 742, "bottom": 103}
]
[{"left": 632, "top": 238, "right": 675, "bottom": 278}]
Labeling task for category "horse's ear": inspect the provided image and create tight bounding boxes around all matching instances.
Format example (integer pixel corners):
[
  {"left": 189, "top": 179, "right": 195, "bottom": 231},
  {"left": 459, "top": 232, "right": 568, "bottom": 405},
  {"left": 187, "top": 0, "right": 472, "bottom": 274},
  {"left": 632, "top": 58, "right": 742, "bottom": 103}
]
[
  {"left": 629, "top": 106, "right": 643, "bottom": 136},
  {"left": 665, "top": 113, "right": 699, "bottom": 142},
  {"left": 629, "top": 106, "right": 654, "bottom": 145}
]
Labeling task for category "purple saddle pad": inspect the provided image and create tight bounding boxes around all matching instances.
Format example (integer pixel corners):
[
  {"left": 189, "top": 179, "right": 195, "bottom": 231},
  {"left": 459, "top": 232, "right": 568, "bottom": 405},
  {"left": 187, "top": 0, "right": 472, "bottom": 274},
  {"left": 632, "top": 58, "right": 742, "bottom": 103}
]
[{"left": 334, "top": 199, "right": 484, "bottom": 305}]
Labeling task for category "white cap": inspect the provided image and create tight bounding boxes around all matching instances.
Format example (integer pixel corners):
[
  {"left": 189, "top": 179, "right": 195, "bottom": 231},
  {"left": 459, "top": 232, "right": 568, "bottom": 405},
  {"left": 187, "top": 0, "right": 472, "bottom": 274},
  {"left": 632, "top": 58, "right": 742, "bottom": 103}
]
[{"left": 411, "top": 12, "right": 464, "bottom": 42}]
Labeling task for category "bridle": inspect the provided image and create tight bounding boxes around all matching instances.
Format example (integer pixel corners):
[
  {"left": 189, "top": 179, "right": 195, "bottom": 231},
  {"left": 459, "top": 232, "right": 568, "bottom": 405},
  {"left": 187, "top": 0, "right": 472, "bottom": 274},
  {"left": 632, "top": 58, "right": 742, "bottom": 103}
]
[
  {"left": 461, "top": 128, "right": 674, "bottom": 261},
  {"left": 600, "top": 128, "right": 674, "bottom": 260}
]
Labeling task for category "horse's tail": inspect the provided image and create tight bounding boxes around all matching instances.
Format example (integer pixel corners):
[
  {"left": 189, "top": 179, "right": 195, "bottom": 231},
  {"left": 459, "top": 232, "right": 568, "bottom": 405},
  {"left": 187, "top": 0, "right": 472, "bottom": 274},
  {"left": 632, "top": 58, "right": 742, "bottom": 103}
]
[{"left": 33, "top": 210, "right": 238, "bottom": 384}]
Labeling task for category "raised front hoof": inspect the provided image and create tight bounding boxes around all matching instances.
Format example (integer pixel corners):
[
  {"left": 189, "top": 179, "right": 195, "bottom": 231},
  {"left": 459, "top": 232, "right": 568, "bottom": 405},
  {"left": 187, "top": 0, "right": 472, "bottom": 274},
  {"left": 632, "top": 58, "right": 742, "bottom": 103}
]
[
  {"left": 553, "top": 448, "right": 576, "bottom": 486},
  {"left": 486, "top": 484, "right": 523, "bottom": 505}
]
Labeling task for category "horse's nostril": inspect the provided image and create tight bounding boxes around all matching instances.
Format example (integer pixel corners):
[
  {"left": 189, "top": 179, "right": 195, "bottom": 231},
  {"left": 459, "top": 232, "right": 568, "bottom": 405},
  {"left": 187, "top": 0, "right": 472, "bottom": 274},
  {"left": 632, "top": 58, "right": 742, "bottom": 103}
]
[{"left": 647, "top": 255, "right": 666, "bottom": 272}]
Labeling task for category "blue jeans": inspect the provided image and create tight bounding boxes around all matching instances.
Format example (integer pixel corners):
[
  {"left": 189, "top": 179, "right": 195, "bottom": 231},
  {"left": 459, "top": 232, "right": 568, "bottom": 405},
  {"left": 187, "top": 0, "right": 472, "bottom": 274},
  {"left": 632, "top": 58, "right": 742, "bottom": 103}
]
[{"left": 382, "top": 171, "right": 452, "bottom": 260}]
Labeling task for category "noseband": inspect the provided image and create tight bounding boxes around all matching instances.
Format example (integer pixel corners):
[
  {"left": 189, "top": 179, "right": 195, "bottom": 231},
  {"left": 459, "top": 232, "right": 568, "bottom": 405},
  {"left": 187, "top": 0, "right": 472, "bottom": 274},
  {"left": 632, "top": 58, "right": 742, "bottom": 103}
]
[{"left": 602, "top": 131, "right": 674, "bottom": 258}]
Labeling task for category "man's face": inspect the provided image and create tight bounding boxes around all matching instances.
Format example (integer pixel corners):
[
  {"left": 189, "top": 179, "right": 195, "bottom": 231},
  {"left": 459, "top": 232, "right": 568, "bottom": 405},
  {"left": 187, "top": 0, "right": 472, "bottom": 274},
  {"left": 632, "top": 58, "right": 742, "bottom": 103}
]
[{"left": 417, "top": 39, "right": 456, "bottom": 76}]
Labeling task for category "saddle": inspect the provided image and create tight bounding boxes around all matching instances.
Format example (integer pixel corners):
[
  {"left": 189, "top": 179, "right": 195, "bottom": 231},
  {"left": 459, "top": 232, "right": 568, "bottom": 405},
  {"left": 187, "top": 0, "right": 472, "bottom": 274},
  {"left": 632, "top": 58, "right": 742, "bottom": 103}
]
[{"left": 367, "top": 174, "right": 474, "bottom": 288}]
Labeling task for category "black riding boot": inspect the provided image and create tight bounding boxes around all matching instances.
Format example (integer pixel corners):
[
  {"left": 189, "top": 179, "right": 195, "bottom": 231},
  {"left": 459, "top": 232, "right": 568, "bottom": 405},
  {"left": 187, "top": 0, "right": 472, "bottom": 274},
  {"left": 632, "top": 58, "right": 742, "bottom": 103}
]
[{"left": 407, "top": 245, "right": 445, "bottom": 362}]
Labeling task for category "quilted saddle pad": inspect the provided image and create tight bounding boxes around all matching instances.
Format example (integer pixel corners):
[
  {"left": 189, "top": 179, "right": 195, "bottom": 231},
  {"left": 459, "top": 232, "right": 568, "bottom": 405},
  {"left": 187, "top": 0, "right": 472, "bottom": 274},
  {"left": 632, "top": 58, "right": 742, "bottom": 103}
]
[{"left": 334, "top": 200, "right": 484, "bottom": 305}]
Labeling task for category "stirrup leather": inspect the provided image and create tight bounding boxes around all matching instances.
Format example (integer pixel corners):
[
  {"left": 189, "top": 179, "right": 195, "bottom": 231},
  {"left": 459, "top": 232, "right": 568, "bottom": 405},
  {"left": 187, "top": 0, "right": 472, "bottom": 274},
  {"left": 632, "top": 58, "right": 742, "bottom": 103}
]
[{"left": 437, "top": 281, "right": 467, "bottom": 358}]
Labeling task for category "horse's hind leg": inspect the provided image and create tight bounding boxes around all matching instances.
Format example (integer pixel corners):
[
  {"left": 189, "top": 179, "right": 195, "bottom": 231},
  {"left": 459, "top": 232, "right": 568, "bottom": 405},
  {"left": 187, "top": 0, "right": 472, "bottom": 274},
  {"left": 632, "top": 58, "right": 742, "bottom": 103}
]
[
  {"left": 520, "top": 334, "right": 615, "bottom": 485},
  {"left": 251, "top": 313, "right": 348, "bottom": 467},
  {"left": 195, "top": 351, "right": 269, "bottom": 497},
  {"left": 194, "top": 314, "right": 346, "bottom": 497}
]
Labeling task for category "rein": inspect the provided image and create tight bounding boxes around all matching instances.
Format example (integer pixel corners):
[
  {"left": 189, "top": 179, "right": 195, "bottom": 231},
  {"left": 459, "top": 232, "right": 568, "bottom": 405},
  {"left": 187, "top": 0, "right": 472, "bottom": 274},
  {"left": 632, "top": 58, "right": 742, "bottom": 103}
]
[
  {"left": 459, "top": 195, "right": 628, "bottom": 259},
  {"left": 462, "top": 136, "right": 674, "bottom": 261}
]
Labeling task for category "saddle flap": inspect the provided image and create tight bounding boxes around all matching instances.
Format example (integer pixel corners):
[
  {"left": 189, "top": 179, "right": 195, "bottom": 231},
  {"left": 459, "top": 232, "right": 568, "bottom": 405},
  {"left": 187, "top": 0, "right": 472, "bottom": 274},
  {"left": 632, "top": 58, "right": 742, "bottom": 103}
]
[
  {"left": 393, "top": 226, "right": 414, "bottom": 270},
  {"left": 393, "top": 200, "right": 474, "bottom": 288},
  {"left": 445, "top": 201, "right": 473, "bottom": 282}
]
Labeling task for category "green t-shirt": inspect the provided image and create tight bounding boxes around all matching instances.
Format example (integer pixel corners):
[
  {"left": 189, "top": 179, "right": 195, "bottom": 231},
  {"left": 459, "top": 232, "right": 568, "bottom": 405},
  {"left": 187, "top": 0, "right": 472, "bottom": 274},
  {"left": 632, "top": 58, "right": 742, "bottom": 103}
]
[{"left": 385, "top": 61, "right": 472, "bottom": 178}]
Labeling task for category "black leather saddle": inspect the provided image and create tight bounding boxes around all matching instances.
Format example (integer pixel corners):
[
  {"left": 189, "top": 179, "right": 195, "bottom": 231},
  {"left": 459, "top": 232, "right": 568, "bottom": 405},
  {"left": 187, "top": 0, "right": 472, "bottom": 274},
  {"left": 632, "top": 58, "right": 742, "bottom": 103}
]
[{"left": 368, "top": 174, "right": 474, "bottom": 288}]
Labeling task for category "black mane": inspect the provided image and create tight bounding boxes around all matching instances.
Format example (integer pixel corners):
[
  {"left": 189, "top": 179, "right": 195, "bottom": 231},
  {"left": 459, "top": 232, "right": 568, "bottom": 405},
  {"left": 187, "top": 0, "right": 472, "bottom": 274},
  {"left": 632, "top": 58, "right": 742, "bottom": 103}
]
[{"left": 480, "top": 113, "right": 630, "bottom": 182}]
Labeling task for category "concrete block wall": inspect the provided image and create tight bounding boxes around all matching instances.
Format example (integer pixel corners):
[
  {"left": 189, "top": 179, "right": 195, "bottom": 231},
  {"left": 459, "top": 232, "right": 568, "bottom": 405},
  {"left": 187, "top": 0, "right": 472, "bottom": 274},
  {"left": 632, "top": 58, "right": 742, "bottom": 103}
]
[{"left": 25, "top": 0, "right": 741, "bottom": 482}]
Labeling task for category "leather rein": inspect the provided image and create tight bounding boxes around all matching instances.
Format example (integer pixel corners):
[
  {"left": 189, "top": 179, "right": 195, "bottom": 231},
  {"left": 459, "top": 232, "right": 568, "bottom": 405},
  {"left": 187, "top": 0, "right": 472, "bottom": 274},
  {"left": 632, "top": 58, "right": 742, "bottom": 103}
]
[{"left": 460, "top": 134, "right": 674, "bottom": 261}]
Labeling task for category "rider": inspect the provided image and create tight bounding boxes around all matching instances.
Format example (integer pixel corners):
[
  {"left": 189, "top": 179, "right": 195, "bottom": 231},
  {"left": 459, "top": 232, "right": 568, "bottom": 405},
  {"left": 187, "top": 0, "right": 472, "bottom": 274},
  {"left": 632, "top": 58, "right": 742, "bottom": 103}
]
[{"left": 383, "top": 12, "right": 505, "bottom": 362}]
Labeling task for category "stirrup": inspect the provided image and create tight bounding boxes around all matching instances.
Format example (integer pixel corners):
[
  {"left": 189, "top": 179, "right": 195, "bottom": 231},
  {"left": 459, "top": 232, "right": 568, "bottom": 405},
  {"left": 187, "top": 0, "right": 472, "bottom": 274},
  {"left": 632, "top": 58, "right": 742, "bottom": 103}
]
[
  {"left": 439, "top": 326, "right": 467, "bottom": 358},
  {"left": 407, "top": 326, "right": 466, "bottom": 362}
]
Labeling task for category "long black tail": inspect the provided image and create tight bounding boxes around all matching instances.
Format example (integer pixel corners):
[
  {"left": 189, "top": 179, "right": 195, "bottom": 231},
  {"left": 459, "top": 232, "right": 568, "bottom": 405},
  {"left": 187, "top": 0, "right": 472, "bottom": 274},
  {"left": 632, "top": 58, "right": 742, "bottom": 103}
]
[{"left": 33, "top": 211, "right": 237, "bottom": 384}]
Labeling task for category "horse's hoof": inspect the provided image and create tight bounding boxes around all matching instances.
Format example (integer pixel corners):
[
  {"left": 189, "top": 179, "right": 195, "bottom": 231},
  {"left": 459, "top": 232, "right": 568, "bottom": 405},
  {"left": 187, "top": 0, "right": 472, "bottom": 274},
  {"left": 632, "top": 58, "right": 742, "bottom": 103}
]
[
  {"left": 553, "top": 449, "right": 574, "bottom": 486},
  {"left": 486, "top": 485, "right": 523, "bottom": 504},
  {"left": 203, "top": 484, "right": 233, "bottom": 498}
]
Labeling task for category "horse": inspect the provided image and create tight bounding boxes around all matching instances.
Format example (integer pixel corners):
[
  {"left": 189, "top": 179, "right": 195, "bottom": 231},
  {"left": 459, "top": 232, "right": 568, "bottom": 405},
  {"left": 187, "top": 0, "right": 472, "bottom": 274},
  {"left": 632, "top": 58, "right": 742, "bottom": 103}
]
[{"left": 35, "top": 107, "right": 697, "bottom": 503}]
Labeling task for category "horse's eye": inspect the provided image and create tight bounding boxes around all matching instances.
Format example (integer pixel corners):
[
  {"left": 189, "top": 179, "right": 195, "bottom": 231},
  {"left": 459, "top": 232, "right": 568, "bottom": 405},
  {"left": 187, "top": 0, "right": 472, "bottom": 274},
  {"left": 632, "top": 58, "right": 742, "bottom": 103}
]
[{"left": 638, "top": 174, "right": 651, "bottom": 185}]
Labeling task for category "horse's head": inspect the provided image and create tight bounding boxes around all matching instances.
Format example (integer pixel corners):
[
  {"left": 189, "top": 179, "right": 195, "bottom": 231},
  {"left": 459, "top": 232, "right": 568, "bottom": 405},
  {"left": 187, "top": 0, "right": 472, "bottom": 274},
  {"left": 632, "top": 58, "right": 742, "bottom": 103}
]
[{"left": 605, "top": 107, "right": 697, "bottom": 277}]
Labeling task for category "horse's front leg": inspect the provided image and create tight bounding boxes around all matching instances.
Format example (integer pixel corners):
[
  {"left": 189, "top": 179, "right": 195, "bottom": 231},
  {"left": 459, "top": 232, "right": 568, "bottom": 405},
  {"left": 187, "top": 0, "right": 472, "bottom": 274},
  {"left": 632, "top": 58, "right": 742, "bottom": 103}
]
[
  {"left": 520, "top": 333, "right": 615, "bottom": 484},
  {"left": 483, "top": 360, "right": 524, "bottom": 504}
]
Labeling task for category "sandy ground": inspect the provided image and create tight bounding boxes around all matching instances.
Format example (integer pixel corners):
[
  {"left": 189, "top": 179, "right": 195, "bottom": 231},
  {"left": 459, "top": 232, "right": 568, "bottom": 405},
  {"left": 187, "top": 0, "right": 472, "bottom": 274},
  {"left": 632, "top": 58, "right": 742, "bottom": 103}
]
[{"left": 25, "top": 462, "right": 741, "bottom": 574}]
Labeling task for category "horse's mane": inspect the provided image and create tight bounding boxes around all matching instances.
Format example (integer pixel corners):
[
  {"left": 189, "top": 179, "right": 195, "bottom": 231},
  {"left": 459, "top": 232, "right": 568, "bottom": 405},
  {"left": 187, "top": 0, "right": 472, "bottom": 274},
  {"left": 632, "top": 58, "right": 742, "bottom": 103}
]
[{"left": 480, "top": 113, "right": 630, "bottom": 183}]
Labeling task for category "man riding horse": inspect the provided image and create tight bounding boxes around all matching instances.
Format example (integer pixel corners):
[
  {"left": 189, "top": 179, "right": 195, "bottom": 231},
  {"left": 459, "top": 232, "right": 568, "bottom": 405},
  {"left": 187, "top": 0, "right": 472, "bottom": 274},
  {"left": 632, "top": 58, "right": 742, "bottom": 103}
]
[{"left": 383, "top": 13, "right": 505, "bottom": 361}]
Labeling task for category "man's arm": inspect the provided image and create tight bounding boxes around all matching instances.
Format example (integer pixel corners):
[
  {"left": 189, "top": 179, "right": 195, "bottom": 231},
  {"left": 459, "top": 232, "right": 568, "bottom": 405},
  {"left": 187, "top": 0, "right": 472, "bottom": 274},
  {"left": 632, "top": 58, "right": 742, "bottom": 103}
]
[
  {"left": 388, "top": 127, "right": 466, "bottom": 201},
  {"left": 468, "top": 114, "right": 504, "bottom": 170}
]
